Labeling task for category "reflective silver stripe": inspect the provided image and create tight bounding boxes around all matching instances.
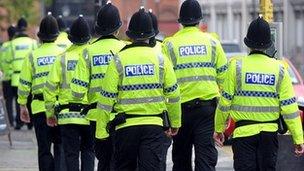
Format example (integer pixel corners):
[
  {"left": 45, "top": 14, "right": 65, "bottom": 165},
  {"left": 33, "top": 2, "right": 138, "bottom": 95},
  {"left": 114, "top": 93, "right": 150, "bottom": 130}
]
[
  {"left": 231, "top": 105, "right": 280, "bottom": 113},
  {"left": 97, "top": 103, "right": 112, "bottom": 112},
  {"left": 177, "top": 75, "right": 216, "bottom": 83},
  {"left": 218, "top": 105, "right": 230, "bottom": 112},
  {"left": 18, "top": 89, "right": 29, "bottom": 96},
  {"left": 166, "top": 42, "right": 177, "bottom": 67},
  {"left": 118, "top": 96, "right": 165, "bottom": 105},
  {"left": 32, "top": 83, "right": 45, "bottom": 91},
  {"left": 210, "top": 40, "right": 216, "bottom": 65},
  {"left": 276, "top": 65, "right": 284, "bottom": 92},
  {"left": 236, "top": 60, "right": 242, "bottom": 91},
  {"left": 45, "top": 103, "right": 54, "bottom": 110},
  {"left": 60, "top": 54, "right": 68, "bottom": 88},
  {"left": 45, "top": 82, "right": 57, "bottom": 91},
  {"left": 158, "top": 54, "right": 164, "bottom": 84},
  {"left": 83, "top": 49, "right": 91, "bottom": 68},
  {"left": 29, "top": 53, "right": 35, "bottom": 76},
  {"left": 72, "top": 91, "right": 85, "bottom": 98},
  {"left": 282, "top": 112, "right": 299, "bottom": 120},
  {"left": 89, "top": 87, "right": 102, "bottom": 93},
  {"left": 113, "top": 55, "right": 123, "bottom": 85},
  {"left": 167, "top": 97, "right": 180, "bottom": 103}
]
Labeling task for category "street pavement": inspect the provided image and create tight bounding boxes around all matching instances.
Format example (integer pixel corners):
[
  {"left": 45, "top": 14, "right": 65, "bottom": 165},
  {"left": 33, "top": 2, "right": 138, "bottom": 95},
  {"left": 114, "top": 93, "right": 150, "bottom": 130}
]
[{"left": 0, "top": 129, "right": 233, "bottom": 171}]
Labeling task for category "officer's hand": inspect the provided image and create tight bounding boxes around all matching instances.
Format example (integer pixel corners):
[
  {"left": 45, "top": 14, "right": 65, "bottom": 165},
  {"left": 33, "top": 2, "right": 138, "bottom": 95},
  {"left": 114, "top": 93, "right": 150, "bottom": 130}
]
[
  {"left": 20, "top": 105, "right": 30, "bottom": 123},
  {"left": 213, "top": 132, "right": 225, "bottom": 147},
  {"left": 294, "top": 144, "right": 304, "bottom": 157},
  {"left": 47, "top": 116, "right": 58, "bottom": 127},
  {"left": 170, "top": 128, "right": 179, "bottom": 136}
]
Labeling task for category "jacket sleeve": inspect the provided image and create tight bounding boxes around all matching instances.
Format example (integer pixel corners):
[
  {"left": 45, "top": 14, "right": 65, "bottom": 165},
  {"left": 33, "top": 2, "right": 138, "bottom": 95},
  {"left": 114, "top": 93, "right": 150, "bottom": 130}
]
[
  {"left": 279, "top": 65, "right": 304, "bottom": 144},
  {"left": 163, "top": 55, "right": 181, "bottom": 128},
  {"left": 213, "top": 38, "right": 228, "bottom": 88},
  {"left": 214, "top": 59, "right": 236, "bottom": 133},
  {"left": 44, "top": 56, "right": 61, "bottom": 118},
  {"left": 70, "top": 49, "right": 90, "bottom": 100},
  {"left": 17, "top": 53, "right": 33, "bottom": 105}
]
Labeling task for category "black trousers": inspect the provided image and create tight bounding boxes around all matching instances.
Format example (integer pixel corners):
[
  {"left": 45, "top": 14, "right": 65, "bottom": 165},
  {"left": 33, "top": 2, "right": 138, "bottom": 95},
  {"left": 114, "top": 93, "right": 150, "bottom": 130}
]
[
  {"left": 2, "top": 80, "right": 14, "bottom": 126},
  {"left": 95, "top": 138, "right": 114, "bottom": 171},
  {"left": 232, "top": 131, "right": 278, "bottom": 171},
  {"left": 32, "top": 113, "right": 64, "bottom": 171},
  {"left": 161, "top": 137, "right": 172, "bottom": 171},
  {"left": 114, "top": 125, "right": 165, "bottom": 171},
  {"left": 172, "top": 101, "right": 218, "bottom": 171},
  {"left": 60, "top": 124, "right": 95, "bottom": 171}
]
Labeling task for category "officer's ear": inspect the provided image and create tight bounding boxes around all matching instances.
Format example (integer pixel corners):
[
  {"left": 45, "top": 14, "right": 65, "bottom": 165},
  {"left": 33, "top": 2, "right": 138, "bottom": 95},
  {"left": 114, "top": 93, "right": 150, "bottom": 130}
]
[{"left": 114, "top": 30, "right": 119, "bottom": 37}]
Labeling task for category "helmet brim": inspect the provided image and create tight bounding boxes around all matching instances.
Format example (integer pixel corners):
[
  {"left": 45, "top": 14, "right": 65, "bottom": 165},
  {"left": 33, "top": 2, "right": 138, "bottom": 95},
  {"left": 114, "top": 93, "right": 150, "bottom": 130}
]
[
  {"left": 178, "top": 17, "right": 202, "bottom": 25},
  {"left": 68, "top": 34, "right": 91, "bottom": 44},
  {"left": 244, "top": 37, "right": 273, "bottom": 49},
  {"left": 37, "top": 32, "right": 59, "bottom": 41},
  {"left": 126, "top": 30, "right": 155, "bottom": 40}
]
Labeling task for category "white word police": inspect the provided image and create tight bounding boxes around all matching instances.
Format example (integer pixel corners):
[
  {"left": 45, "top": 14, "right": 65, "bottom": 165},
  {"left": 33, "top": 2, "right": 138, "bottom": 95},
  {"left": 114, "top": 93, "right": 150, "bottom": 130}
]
[
  {"left": 125, "top": 64, "right": 155, "bottom": 77},
  {"left": 37, "top": 56, "right": 56, "bottom": 66},
  {"left": 179, "top": 45, "right": 207, "bottom": 57},
  {"left": 93, "top": 54, "right": 112, "bottom": 66},
  {"left": 245, "top": 73, "right": 275, "bottom": 86}
]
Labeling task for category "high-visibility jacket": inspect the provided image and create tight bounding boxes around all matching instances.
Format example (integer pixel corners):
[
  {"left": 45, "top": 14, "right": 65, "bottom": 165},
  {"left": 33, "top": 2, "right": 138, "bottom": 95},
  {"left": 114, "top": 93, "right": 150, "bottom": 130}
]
[
  {"left": 55, "top": 32, "right": 71, "bottom": 49},
  {"left": 163, "top": 26, "right": 228, "bottom": 103},
  {"left": 71, "top": 36, "right": 125, "bottom": 121},
  {"left": 10, "top": 36, "right": 38, "bottom": 87},
  {"left": 215, "top": 52, "right": 304, "bottom": 144},
  {"left": 0, "top": 41, "right": 13, "bottom": 81},
  {"left": 97, "top": 42, "right": 182, "bottom": 138},
  {"left": 17, "top": 43, "right": 64, "bottom": 114},
  {"left": 44, "top": 44, "right": 89, "bottom": 125}
]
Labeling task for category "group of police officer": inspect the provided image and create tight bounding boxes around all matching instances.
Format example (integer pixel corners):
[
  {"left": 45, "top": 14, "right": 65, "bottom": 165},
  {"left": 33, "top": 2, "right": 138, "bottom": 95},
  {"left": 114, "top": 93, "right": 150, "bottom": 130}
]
[{"left": 0, "top": 0, "right": 304, "bottom": 170}]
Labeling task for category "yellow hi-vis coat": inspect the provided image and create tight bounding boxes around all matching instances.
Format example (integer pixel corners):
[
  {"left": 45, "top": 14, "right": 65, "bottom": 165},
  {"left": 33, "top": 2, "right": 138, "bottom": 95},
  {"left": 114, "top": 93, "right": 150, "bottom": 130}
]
[
  {"left": 163, "top": 27, "right": 228, "bottom": 103},
  {"left": 10, "top": 36, "right": 38, "bottom": 87},
  {"left": 55, "top": 32, "right": 71, "bottom": 49},
  {"left": 97, "top": 43, "right": 182, "bottom": 138},
  {"left": 17, "top": 43, "right": 64, "bottom": 114},
  {"left": 44, "top": 44, "right": 89, "bottom": 125},
  {"left": 71, "top": 36, "right": 125, "bottom": 119},
  {"left": 0, "top": 41, "right": 14, "bottom": 81},
  {"left": 215, "top": 53, "right": 304, "bottom": 144}
]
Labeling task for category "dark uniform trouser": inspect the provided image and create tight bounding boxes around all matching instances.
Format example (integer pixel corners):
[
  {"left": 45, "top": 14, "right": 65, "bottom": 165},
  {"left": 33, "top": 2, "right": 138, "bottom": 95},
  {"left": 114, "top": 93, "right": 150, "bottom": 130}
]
[
  {"left": 232, "top": 131, "right": 278, "bottom": 171},
  {"left": 114, "top": 125, "right": 165, "bottom": 171},
  {"left": 161, "top": 137, "right": 172, "bottom": 171},
  {"left": 32, "top": 112, "right": 64, "bottom": 171},
  {"left": 172, "top": 100, "right": 218, "bottom": 171},
  {"left": 2, "top": 80, "right": 14, "bottom": 126},
  {"left": 60, "top": 124, "right": 95, "bottom": 171}
]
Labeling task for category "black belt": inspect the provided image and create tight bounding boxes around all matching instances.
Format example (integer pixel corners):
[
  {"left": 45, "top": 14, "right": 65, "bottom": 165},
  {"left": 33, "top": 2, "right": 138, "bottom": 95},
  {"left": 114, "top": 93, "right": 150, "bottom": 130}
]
[
  {"left": 33, "top": 94, "right": 44, "bottom": 101},
  {"left": 125, "top": 113, "right": 163, "bottom": 119},
  {"left": 80, "top": 103, "right": 97, "bottom": 115},
  {"left": 235, "top": 120, "right": 278, "bottom": 129},
  {"left": 182, "top": 98, "right": 217, "bottom": 109},
  {"left": 58, "top": 103, "right": 87, "bottom": 113},
  {"left": 13, "top": 71, "right": 21, "bottom": 74}
]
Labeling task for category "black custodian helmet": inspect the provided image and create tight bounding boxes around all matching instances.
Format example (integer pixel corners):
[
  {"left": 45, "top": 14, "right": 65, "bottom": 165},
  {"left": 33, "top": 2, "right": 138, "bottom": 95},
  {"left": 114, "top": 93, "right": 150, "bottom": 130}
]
[
  {"left": 56, "top": 15, "right": 67, "bottom": 32},
  {"left": 244, "top": 17, "right": 273, "bottom": 49},
  {"left": 178, "top": 0, "right": 202, "bottom": 25},
  {"left": 126, "top": 7, "right": 155, "bottom": 40},
  {"left": 68, "top": 15, "right": 91, "bottom": 44},
  {"left": 95, "top": 1, "right": 122, "bottom": 36},
  {"left": 17, "top": 17, "right": 28, "bottom": 31},
  {"left": 37, "top": 12, "right": 59, "bottom": 41},
  {"left": 148, "top": 9, "right": 159, "bottom": 35}
]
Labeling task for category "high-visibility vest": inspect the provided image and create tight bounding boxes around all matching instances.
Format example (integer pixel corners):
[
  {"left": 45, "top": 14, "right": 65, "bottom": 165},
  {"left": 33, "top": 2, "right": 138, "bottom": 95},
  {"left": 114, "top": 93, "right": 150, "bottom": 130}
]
[
  {"left": 44, "top": 44, "right": 89, "bottom": 125},
  {"left": 10, "top": 36, "right": 38, "bottom": 87},
  {"left": 215, "top": 52, "right": 304, "bottom": 144},
  {"left": 55, "top": 32, "right": 71, "bottom": 49},
  {"left": 163, "top": 26, "right": 228, "bottom": 103},
  {"left": 0, "top": 41, "right": 14, "bottom": 81},
  {"left": 17, "top": 43, "right": 64, "bottom": 114},
  {"left": 97, "top": 43, "right": 181, "bottom": 137}
]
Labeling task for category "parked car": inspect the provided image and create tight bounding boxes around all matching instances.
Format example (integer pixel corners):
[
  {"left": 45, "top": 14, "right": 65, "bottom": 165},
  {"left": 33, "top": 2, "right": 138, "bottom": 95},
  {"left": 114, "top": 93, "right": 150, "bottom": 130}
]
[{"left": 224, "top": 58, "right": 304, "bottom": 143}]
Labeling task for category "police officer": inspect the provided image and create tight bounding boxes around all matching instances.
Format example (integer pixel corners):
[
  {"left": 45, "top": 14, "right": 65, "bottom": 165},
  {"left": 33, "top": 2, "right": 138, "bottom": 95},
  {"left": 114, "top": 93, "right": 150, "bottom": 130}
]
[
  {"left": 70, "top": 2, "right": 125, "bottom": 170},
  {"left": 162, "top": 0, "right": 227, "bottom": 170},
  {"left": 214, "top": 17, "right": 304, "bottom": 171},
  {"left": 18, "top": 13, "right": 65, "bottom": 171},
  {"left": 97, "top": 8, "right": 181, "bottom": 170},
  {"left": 11, "top": 17, "right": 38, "bottom": 130},
  {"left": 55, "top": 15, "right": 71, "bottom": 49},
  {"left": 148, "top": 9, "right": 171, "bottom": 171},
  {"left": 45, "top": 15, "right": 94, "bottom": 171},
  {"left": 0, "top": 25, "right": 16, "bottom": 126}
]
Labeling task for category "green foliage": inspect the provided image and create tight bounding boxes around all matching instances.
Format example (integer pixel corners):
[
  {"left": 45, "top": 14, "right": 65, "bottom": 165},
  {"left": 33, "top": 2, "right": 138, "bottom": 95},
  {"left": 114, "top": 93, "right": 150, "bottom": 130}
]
[{"left": 0, "top": 0, "right": 40, "bottom": 25}]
